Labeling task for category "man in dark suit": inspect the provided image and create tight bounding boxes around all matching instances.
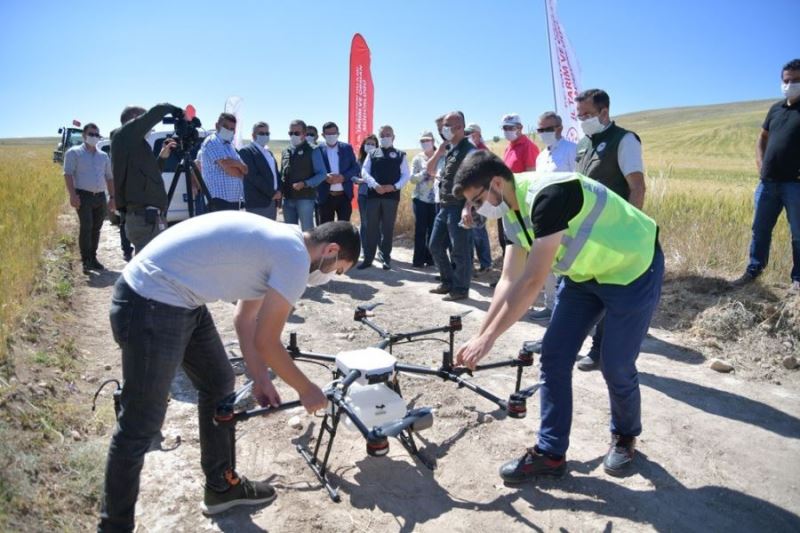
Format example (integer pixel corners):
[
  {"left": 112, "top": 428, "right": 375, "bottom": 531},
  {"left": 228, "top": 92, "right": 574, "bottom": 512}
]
[
  {"left": 238, "top": 121, "right": 282, "bottom": 219},
  {"left": 317, "top": 121, "right": 360, "bottom": 223}
]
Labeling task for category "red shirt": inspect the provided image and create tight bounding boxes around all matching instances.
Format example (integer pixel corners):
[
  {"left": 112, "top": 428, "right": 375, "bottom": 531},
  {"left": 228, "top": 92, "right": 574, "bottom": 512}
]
[{"left": 503, "top": 135, "right": 539, "bottom": 172}]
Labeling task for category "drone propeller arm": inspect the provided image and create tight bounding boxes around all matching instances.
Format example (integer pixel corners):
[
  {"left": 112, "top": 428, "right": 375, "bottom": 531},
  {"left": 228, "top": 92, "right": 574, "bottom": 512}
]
[{"left": 368, "top": 408, "right": 434, "bottom": 439}]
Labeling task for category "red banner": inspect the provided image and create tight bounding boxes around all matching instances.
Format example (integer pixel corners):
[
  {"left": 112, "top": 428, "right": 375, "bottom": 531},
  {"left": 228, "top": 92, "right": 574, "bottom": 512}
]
[{"left": 348, "top": 33, "right": 373, "bottom": 209}]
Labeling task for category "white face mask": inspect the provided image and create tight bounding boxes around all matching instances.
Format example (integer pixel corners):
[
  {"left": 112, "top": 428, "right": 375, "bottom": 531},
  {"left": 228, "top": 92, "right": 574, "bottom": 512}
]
[
  {"left": 539, "top": 131, "right": 557, "bottom": 147},
  {"left": 307, "top": 254, "right": 338, "bottom": 286},
  {"left": 379, "top": 137, "right": 393, "bottom": 148},
  {"left": 218, "top": 126, "right": 235, "bottom": 143},
  {"left": 325, "top": 134, "right": 339, "bottom": 146},
  {"left": 290, "top": 134, "right": 303, "bottom": 146},
  {"left": 255, "top": 134, "right": 270, "bottom": 147},
  {"left": 84, "top": 136, "right": 100, "bottom": 147},
  {"left": 503, "top": 130, "right": 518, "bottom": 141},
  {"left": 441, "top": 126, "right": 454, "bottom": 141},
  {"left": 306, "top": 135, "right": 317, "bottom": 145},
  {"left": 364, "top": 144, "right": 377, "bottom": 155},
  {"left": 420, "top": 141, "right": 433, "bottom": 152},
  {"left": 476, "top": 183, "right": 509, "bottom": 220},
  {"left": 782, "top": 81, "right": 800, "bottom": 100},
  {"left": 579, "top": 116, "right": 604, "bottom": 137}
]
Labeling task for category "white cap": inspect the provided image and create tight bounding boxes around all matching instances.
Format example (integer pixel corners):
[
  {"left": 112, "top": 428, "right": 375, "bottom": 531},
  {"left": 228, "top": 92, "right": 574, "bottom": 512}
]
[
  {"left": 419, "top": 130, "right": 434, "bottom": 140},
  {"left": 501, "top": 113, "right": 522, "bottom": 127},
  {"left": 465, "top": 123, "right": 481, "bottom": 134}
]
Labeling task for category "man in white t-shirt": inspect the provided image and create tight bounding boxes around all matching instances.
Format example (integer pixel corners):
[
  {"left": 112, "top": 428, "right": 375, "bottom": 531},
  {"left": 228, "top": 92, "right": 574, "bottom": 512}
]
[{"left": 98, "top": 213, "right": 360, "bottom": 531}]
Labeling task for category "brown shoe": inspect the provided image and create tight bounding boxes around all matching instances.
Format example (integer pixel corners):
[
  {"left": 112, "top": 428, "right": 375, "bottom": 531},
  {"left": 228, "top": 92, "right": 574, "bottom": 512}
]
[{"left": 429, "top": 284, "right": 451, "bottom": 295}]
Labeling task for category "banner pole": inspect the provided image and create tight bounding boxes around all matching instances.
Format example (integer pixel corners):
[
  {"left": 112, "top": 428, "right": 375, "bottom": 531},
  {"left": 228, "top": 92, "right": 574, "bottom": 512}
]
[{"left": 544, "top": 0, "right": 558, "bottom": 111}]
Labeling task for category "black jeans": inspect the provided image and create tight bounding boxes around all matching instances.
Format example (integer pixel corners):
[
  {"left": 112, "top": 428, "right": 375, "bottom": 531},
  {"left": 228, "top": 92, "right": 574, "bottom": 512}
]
[
  {"left": 412, "top": 198, "right": 435, "bottom": 266},
  {"left": 119, "top": 213, "right": 133, "bottom": 258},
  {"left": 319, "top": 193, "right": 353, "bottom": 223},
  {"left": 76, "top": 189, "right": 107, "bottom": 262},
  {"left": 99, "top": 279, "right": 235, "bottom": 532}
]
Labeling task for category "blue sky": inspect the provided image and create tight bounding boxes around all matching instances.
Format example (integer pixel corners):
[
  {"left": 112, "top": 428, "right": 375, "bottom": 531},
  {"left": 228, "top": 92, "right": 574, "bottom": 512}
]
[{"left": 0, "top": 0, "right": 797, "bottom": 148}]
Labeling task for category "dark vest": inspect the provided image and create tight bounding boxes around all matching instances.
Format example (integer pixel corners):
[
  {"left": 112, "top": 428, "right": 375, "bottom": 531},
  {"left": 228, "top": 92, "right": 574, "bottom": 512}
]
[
  {"left": 368, "top": 147, "right": 404, "bottom": 200},
  {"left": 439, "top": 137, "right": 474, "bottom": 206},
  {"left": 281, "top": 142, "right": 316, "bottom": 200},
  {"left": 575, "top": 122, "right": 639, "bottom": 201}
]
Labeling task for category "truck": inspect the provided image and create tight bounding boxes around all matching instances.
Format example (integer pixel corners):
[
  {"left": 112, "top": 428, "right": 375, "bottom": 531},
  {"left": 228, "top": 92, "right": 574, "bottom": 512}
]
[{"left": 53, "top": 122, "right": 84, "bottom": 163}]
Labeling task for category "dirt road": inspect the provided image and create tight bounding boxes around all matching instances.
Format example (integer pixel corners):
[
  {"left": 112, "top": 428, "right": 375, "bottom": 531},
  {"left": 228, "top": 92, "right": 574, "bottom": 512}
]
[{"left": 79, "top": 223, "right": 800, "bottom": 532}]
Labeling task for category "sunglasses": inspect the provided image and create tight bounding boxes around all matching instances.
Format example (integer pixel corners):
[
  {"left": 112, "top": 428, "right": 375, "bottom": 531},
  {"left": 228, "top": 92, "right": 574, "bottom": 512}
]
[
  {"left": 536, "top": 126, "right": 557, "bottom": 133},
  {"left": 288, "top": 132, "right": 303, "bottom": 136},
  {"left": 86, "top": 132, "right": 101, "bottom": 138}
]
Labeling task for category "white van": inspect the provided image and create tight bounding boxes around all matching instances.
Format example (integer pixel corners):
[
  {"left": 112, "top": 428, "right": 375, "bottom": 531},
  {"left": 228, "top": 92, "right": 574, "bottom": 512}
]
[{"left": 98, "top": 129, "right": 210, "bottom": 223}]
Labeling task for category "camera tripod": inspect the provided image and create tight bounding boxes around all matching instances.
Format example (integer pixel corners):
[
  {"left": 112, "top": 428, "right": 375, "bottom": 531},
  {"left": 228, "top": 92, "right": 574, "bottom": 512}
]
[
  {"left": 165, "top": 148, "right": 213, "bottom": 219},
  {"left": 215, "top": 304, "right": 542, "bottom": 502}
]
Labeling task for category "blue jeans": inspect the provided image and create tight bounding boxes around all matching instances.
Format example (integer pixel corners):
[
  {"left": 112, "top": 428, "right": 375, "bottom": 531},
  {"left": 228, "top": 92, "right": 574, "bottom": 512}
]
[
  {"left": 283, "top": 197, "right": 316, "bottom": 231},
  {"left": 538, "top": 246, "right": 664, "bottom": 456},
  {"left": 746, "top": 181, "right": 800, "bottom": 282},
  {"left": 472, "top": 225, "right": 492, "bottom": 269},
  {"left": 99, "top": 279, "right": 235, "bottom": 532},
  {"left": 429, "top": 203, "right": 473, "bottom": 293},
  {"left": 412, "top": 198, "right": 435, "bottom": 266}
]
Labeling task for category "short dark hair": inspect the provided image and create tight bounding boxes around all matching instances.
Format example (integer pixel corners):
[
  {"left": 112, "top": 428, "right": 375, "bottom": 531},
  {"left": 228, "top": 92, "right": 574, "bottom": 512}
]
[
  {"left": 120, "top": 105, "right": 145, "bottom": 124},
  {"left": 83, "top": 122, "right": 99, "bottom": 134},
  {"left": 307, "top": 125, "right": 318, "bottom": 135},
  {"left": 576, "top": 89, "right": 610, "bottom": 111},
  {"left": 290, "top": 119, "right": 307, "bottom": 132},
  {"left": 308, "top": 221, "right": 361, "bottom": 263},
  {"left": 252, "top": 121, "right": 268, "bottom": 133},
  {"left": 322, "top": 121, "right": 338, "bottom": 132},
  {"left": 783, "top": 59, "right": 800, "bottom": 72},
  {"left": 453, "top": 151, "right": 514, "bottom": 199},
  {"left": 218, "top": 112, "right": 237, "bottom": 124}
]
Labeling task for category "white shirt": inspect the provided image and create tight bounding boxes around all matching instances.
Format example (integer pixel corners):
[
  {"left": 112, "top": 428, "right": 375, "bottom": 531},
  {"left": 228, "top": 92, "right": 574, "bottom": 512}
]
[
  {"left": 591, "top": 122, "right": 644, "bottom": 176},
  {"left": 361, "top": 149, "right": 411, "bottom": 190},
  {"left": 535, "top": 138, "right": 578, "bottom": 172},
  {"left": 254, "top": 142, "right": 279, "bottom": 191},
  {"left": 324, "top": 143, "right": 343, "bottom": 191}
]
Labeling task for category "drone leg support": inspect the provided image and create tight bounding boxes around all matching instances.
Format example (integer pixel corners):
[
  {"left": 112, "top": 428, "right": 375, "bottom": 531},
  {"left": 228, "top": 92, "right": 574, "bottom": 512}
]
[
  {"left": 397, "top": 429, "right": 435, "bottom": 470},
  {"left": 297, "top": 409, "right": 343, "bottom": 503}
]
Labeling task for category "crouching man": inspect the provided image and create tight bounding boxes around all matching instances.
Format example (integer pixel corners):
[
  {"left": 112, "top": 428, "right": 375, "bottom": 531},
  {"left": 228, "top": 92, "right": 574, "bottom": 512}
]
[
  {"left": 452, "top": 151, "right": 663, "bottom": 482},
  {"left": 98, "top": 212, "right": 360, "bottom": 532}
]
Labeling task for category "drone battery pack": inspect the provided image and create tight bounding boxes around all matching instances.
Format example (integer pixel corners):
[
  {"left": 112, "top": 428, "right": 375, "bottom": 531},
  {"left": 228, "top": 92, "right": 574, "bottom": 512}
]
[{"left": 335, "top": 347, "right": 397, "bottom": 385}]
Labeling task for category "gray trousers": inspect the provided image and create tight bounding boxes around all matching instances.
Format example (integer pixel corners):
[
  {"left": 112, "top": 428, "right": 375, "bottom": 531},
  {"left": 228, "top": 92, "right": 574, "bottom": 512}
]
[
  {"left": 363, "top": 197, "right": 399, "bottom": 264},
  {"left": 124, "top": 210, "right": 164, "bottom": 254},
  {"left": 247, "top": 205, "right": 277, "bottom": 220}
]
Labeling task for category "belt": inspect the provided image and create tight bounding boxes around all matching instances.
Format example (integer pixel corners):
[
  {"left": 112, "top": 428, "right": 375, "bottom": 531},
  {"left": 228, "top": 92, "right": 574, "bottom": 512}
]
[
  {"left": 328, "top": 190, "right": 345, "bottom": 196},
  {"left": 76, "top": 189, "right": 106, "bottom": 196},
  {"left": 130, "top": 207, "right": 162, "bottom": 216}
]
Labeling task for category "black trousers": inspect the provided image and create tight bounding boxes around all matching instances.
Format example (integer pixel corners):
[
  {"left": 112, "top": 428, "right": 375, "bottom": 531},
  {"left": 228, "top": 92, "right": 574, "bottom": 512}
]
[
  {"left": 319, "top": 193, "right": 353, "bottom": 223},
  {"left": 76, "top": 189, "right": 107, "bottom": 262},
  {"left": 363, "top": 197, "right": 399, "bottom": 264}
]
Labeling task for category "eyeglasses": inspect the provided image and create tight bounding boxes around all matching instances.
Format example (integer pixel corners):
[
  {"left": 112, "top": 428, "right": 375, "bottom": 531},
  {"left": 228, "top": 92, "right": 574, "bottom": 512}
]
[
  {"left": 288, "top": 131, "right": 303, "bottom": 136},
  {"left": 464, "top": 185, "right": 488, "bottom": 208},
  {"left": 86, "top": 132, "right": 101, "bottom": 138},
  {"left": 536, "top": 126, "right": 557, "bottom": 133},
  {"left": 256, "top": 131, "right": 270, "bottom": 136},
  {"left": 501, "top": 126, "right": 518, "bottom": 131}
]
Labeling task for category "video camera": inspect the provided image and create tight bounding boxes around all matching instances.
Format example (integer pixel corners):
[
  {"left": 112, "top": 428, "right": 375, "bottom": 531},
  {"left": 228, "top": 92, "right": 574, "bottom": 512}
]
[{"left": 162, "top": 107, "right": 202, "bottom": 155}]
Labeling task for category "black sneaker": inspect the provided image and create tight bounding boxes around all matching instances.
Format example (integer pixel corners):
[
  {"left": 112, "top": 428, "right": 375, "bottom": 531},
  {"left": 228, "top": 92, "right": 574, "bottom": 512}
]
[
  {"left": 730, "top": 271, "right": 757, "bottom": 288},
  {"left": 429, "top": 284, "right": 451, "bottom": 295},
  {"left": 123, "top": 252, "right": 133, "bottom": 262},
  {"left": 356, "top": 261, "right": 373, "bottom": 270},
  {"left": 90, "top": 258, "right": 105, "bottom": 271},
  {"left": 499, "top": 447, "right": 566, "bottom": 483},
  {"left": 382, "top": 260, "right": 391, "bottom": 270},
  {"left": 202, "top": 473, "right": 277, "bottom": 515},
  {"left": 81, "top": 261, "right": 91, "bottom": 274},
  {"left": 576, "top": 348, "right": 600, "bottom": 372},
  {"left": 603, "top": 434, "right": 636, "bottom": 476}
]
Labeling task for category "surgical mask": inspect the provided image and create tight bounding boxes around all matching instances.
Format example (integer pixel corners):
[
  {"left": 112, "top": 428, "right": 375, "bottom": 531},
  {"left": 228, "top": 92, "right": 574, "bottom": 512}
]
[
  {"left": 441, "top": 126, "right": 454, "bottom": 141},
  {"left": 306, "top": 135, "right": 317, "bottom": 145},
  {"left": 420, "top": 141, "right": 433, "bottom": 151},
  {"left": 468, "top": 137, "right": 477, "bottom": 147},
  {"left": 84, "top": 136, "right": 100, "bottom": 147},
  {"left": 579, "top": 116, "right": 604, "bottom": 137},
  {"left": 782, "top": 82, "right": 800, "bottom": 100},
  {"left": 325, "top": 134, "right": 339, "bottom": 146},
  {"left": 255, "top": 134, "right": 270, "bottom": 147},
  {"left": 364, "top": 144, "right": 377, "bottom": 155},
  {"left": 290, "top": 134, "right": 303, "bottom": 146},
  {"left": 219, "top": 127, "right": 235, "bottom": 143},
  {"left": 503, "top": 130, "right": 518, "bottom": 141},
  {"left": 307, "top": 254, "right": 338, "bottom": 286},
  {"left": 539, "top": 132, "right": 557, "bottom": 147},
  {"left": 379, "top": 137, "right": 393, "bottom": 148},
  {"left": 476, "top": 184, "right": 509, "bottom": 220}
]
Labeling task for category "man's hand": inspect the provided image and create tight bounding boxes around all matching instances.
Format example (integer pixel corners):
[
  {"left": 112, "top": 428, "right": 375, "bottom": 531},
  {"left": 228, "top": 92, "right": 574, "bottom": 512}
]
[
  {"left": 272, "top": 191, "right": 282, "bottom": 200},
  {"left": 460, "top": 205, "right": 473, "bottom": 228},
  {"left": 326, "top": 173, "right": 345, "bottom": 184},
  {"left": 107, "top": 197, "right": 116, "bottom": 213},
  {"left": 455, "top": 334, "right": 495, "bottom": 371},
  {"left": 159, "top": 139, "right": 177, "bottom": 160},
  {"left": 253, "top": 372, "right": 282, "bottom": 407},
  {"left": 299, "top": 382, "right": 327, "bottom": 413},
  {"left": 69, "top": 192, "right": 80, "bottom": 209},
  {"left": 292, "top": 181, "right": 306, "bottom": 191}
]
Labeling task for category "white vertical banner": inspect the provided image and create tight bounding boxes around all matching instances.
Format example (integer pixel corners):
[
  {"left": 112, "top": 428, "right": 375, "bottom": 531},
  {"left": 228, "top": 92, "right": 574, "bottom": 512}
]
[
  {"left": 545, "top": 0, "right": 583, "bottom": 142},
  {"left": 224, "top": 96, "right": 244, "bottom": 149}
]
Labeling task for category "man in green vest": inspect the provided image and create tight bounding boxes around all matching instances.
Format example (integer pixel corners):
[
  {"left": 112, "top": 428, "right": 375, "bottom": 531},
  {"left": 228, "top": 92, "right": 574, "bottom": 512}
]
[
  {"left": 574, "top": 88, "right": 646, "bottom": 372},
  {"left": 453, "top": 150, "right": 663, "bottom": 480}
]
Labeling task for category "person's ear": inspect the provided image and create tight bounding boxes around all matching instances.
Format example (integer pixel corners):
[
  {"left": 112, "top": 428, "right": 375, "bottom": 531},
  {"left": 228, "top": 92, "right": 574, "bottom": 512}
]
[{"left": 324, "top": 243, "right": 340, "bottom": 257}]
